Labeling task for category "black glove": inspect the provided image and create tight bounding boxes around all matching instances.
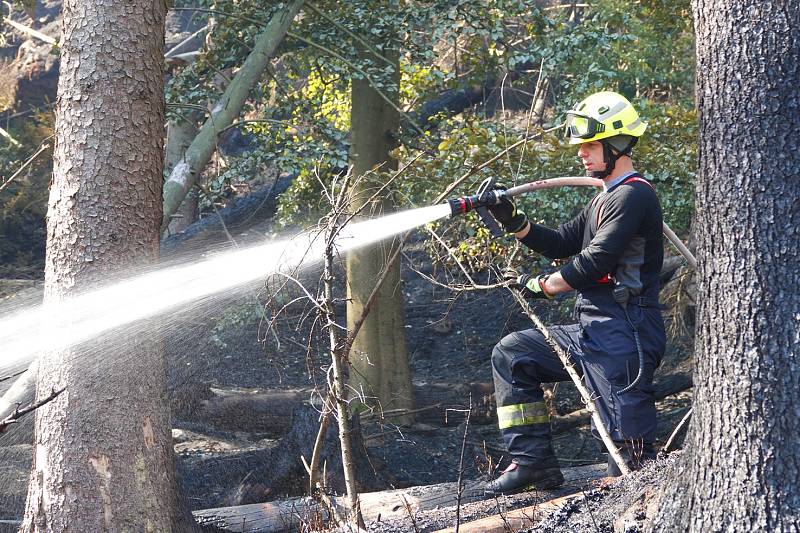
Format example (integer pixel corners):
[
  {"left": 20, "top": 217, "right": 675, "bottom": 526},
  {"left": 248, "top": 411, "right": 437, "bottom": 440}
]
[
  {"left": 505, "top": 271, "right": 552, "bottom": 299},
  {"left": 487, "top": 187, "right": 528, "bottom": 234}
]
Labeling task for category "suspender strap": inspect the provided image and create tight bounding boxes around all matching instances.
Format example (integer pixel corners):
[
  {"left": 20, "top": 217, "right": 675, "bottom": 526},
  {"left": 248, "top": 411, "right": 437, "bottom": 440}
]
[
  {"left": 597, "top": 173, "right": 653, "bottom": 226},
  {"left": 622, "top": 175, "right": 654, "bottom": 189}
]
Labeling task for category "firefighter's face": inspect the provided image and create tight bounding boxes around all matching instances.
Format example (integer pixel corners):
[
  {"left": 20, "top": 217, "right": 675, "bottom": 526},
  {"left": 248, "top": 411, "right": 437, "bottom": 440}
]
[{"left": 577, "top": 141, "right": 604, "bottom": 174}]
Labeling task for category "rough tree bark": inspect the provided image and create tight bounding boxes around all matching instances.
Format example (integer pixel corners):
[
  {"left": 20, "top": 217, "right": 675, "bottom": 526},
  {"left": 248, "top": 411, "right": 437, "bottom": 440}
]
[
  {"left": 650, "top": 1, "right": 800, "bottom": 531},
  {"left": 346, "top": 44, "right": 414, "bottom": 424},
  {"left": 20, "top": 0, "right": 187, "bottom": 530}
]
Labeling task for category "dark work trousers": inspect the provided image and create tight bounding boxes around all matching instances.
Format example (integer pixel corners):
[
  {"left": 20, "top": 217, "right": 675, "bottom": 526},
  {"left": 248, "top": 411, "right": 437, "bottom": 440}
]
[{"left": 491, "top": 293, "right": 665, "bottom": 466}]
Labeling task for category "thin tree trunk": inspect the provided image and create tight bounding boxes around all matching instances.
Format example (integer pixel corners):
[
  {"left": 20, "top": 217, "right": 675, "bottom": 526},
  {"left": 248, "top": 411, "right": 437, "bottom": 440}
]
[
  {"left": 20, "top": 0, "right": 185, "bottom": 530},
  {"left": 650, "top": 1, "right": 800, "bottom": 531},
  {"left": 324, "top": 228, "right": 364, "bottom": 530},
  {"left": 166, "top": 112, "right": 200, "bottom": 235},
  {"left": 346, "top": 43, "right": 414, "bottom": 424},
  {"left": 161, "top": 0, "right": 303, "bottom": 230}
]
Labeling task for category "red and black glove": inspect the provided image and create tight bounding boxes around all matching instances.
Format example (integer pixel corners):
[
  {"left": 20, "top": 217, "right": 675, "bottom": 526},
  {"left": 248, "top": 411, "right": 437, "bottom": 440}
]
[{"left": 487, "top": 187, "right": 528, "bottom": 234}]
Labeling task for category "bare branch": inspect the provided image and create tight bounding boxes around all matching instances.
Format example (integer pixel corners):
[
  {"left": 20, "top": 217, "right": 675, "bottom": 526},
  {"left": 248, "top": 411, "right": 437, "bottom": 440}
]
[
  {"left": 516, "top": 58, "right": 547, "bottom": 177},
  {"left": 423, "top": 226, "right": 477, "bottom": 286},
  {"left": 275, "top": 272, "right": 326, "bottom": 314},
  {"left": 164, "top": 23, "right": 209, "bottom": 58},
  {"left": 454, "top": 395, "right": 472, "bottom": 533},
  {"left": 0, "top": 387, "right": 65, "bottom": 434},
  {"left": 320, "top": 186, "right": 366, "bottom": 529},
  {"left": 662, "top": 408, "right": 693, "bottom": 455},
  {"left": 2, "top": 10, "right": 57, "bottom": 45},
  {"left": 0, "top": 141, "right": 51, "bottom": 194},
  {"left": 0, "top": 368, "right": 26, "bottom": 383}
]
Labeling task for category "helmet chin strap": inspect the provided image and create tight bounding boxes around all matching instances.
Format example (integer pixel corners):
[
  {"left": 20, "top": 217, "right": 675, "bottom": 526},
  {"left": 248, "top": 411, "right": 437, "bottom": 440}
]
[{"left": 591, "top": 137, "right": 638, "bottom": 179}]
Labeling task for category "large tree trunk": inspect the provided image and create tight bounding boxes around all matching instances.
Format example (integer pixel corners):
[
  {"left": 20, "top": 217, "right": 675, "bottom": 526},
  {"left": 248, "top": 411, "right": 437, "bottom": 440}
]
[
  {"left": 346, "top": 45, "right": 414, "bottom": 423},
  {"left": 20, "top": 0, "right": 185, "bottom": 530},
  {"left": 650, "top": 1, "right": 800, "bottom": 531}
]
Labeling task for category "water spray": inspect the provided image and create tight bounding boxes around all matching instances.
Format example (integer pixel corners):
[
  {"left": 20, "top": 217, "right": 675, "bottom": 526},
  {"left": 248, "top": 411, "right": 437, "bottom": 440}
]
[{"left": 0, "top": 204, "right": 453, "bottom": 374}]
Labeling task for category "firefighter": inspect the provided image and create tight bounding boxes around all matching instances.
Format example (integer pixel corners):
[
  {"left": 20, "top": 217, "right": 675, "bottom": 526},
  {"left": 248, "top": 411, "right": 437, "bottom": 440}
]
[{"left": 484, "top": 91, "right": 666, "bottom": 495}]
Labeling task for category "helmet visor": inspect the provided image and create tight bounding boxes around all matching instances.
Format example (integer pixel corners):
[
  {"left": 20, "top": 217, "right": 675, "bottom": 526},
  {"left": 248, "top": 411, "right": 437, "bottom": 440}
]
[{"left": 565, "top": 112, "right": 604, "bottom": 140}]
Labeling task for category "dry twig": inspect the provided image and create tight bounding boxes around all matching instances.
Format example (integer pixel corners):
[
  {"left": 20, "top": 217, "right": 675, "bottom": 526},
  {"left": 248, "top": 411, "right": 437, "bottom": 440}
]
[
  {"left": 454, "top": 397, "right": 473, "bottom": 533},
  {"left": 0, "top": 387, "right": 65, "bottom": 434},
  {"left": 661, "top": 407, "right": 692, "bottom": 455},
  {"left": 0, "top": 142, "right": 51, "bottom": 194}
]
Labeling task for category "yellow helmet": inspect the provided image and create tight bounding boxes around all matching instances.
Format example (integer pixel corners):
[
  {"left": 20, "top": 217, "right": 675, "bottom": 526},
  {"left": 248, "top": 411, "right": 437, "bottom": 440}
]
[{"left": 564, "top": 91, "right": 646, "bottom": 145}]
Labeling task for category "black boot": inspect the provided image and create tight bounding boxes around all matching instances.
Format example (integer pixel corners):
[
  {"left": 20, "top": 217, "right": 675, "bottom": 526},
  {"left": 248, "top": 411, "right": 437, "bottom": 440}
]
[
  {"left": 606, "top": 443, "right": 657, "bottom": 477},
  {"left": 484, "top": 460, "right": 564, "bottom": 496}
]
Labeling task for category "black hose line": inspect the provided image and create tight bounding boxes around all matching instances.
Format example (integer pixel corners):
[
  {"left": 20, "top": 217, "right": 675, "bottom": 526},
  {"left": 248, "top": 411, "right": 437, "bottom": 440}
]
[{"left": 618, "top": 308, "right": 646, "bottom": 395}]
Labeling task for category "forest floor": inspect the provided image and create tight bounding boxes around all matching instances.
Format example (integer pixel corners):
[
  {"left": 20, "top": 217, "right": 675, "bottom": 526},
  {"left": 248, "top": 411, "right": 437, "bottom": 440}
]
[{"left": 0, "top": 216, "right": 693, "bottom": 532}]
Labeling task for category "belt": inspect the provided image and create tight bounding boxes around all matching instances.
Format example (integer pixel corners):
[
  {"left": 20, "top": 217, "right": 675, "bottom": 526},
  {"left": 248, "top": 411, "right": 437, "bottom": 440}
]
[{"left": 630, "top": 296, "right": 664, "bottom": 309}]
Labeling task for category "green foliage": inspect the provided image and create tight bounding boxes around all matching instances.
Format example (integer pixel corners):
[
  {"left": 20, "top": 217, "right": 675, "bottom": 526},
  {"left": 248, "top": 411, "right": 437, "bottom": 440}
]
[
  {"left": 530, "top": 0, "right": 695, "bottom": 106},
  {"left": 6, "top": 0, "right": 696, "bottom": 275},
  {"left": 267, "top": 0, "right": 696, "bottom": 241},
  {"left": 0, "top": 0, "right": 698, "bottom": 280},
  {"left": 630, "top": 101, "right": 697, "bottom": 234}
]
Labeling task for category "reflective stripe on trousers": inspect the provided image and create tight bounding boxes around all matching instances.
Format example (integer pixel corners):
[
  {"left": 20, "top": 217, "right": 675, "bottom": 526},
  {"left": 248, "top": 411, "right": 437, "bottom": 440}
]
[{"left": 497, "top": 401, "right": 549, "bottom": 429}]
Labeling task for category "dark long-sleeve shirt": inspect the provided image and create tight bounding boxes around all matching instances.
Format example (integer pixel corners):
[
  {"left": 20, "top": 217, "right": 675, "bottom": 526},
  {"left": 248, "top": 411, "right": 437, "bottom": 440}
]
[{"left": 520, "top": 175, "right": 664, "bottom": 298}]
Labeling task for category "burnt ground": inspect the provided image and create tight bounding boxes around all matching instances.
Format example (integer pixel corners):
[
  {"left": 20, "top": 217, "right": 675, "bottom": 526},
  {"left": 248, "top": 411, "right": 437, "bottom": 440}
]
[{"left": 0, "top": 222, "right": 693, "bottom": 531}]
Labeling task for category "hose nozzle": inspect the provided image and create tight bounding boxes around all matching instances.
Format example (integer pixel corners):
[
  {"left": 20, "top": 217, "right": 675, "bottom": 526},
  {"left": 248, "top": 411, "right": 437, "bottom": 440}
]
[
  {"left": 445, "top": 177, "right": 506, "bottom": 237},
  {"left": 446, "top": 177, "right": 505, "bottom": 216},
  {"left": 447, "top": 194, "right": 483, "bottom": 216}
]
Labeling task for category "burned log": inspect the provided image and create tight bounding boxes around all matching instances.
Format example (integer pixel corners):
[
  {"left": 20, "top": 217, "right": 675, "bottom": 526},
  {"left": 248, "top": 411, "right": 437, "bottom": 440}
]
[
  {"left": 432, "top": 492, "right": 584, "bottom": 533},
  {"left": 180, "top": 374, "right": 692, "bottom": 439},
  {"left": 193, "top": 463, "right": 607, "bottom": 533},
  {"left": 160, "top": 175, "right": 295, "bottom": 254}
]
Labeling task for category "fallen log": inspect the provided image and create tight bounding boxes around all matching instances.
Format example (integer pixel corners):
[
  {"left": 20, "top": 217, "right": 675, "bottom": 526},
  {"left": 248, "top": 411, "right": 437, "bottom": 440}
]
[
  {"left": 441, "top": 495, "right": 579, "bottom": 533},
  {"left": 187, "top": 387, "right": 311, "bottom": 436},
  {"left": 160, "top": 175, "right": 294, "bottom": 254},
  {"left": 176, "top": 404, "right": 381, "bottom": 510},
  {"left": 192, "top": 463, "right": 607, "bottom": 533},
  {"left": 432, "top": 492, "right": 583, "bottom": 533}
]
